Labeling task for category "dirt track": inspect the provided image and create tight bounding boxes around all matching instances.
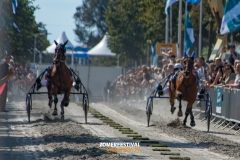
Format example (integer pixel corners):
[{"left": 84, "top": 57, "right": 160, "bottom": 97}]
[{"left": 0, "top": 98, "right": 240, "bottom": 160}]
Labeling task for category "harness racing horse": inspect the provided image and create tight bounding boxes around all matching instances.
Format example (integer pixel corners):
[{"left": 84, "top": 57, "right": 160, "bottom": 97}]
[
  {"left": 47, "top": 40, "right": 73, "bottom": 116},
  {"left": 169, "top": 51, "right": 198, "bottom": 127}
]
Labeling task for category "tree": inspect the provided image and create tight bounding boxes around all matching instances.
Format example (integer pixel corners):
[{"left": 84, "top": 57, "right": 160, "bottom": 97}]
[
  {"left": 106, "top": 0, "right": 146, "bottom": 62},
  {"left": 73, "top": 0, "right": 109, "bottom": 47},
  {"left": 0, "top": 0, "right": 50, "bottom": 63}
]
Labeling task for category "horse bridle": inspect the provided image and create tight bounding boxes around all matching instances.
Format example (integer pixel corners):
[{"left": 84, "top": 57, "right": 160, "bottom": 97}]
[{"left": 53, "top": 49, "right": 65, "bottom": 64}]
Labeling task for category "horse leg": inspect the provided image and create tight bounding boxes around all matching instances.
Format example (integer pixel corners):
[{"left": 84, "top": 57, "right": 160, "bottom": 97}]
[
  {"left": 183, "top": 102, "right": 195, "bottom": 126},
  {"left": 52, "top": 95, "right": 58, "bottom": 115},
  {"left": 189, "top": 110, "right": 195, "bottom": 127},
  {"left": 183, "top": 108, "right": 190, "bottom": 126},
  {"left": 47, "top": 81, "right": 53, "bottom": 108},
  {"left": 169, "top": 85, "right": 176, "bottom": 114},
  {"left": 177, "top": 91, "right": 183, "bottom": 117},
  {"left": 60, "top": 89, "right": 71, "bottom": 115},
  {"left": 188, "top": 101, "right": 195, "bottom": 126}
]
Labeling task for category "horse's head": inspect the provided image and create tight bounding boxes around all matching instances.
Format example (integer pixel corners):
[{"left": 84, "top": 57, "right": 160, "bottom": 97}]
[
  {"left": 183, "top": 51, "right": 195, "bottom": 78},
  {"left": 53, "top": 40, "right": 68, "bottom": 62}
]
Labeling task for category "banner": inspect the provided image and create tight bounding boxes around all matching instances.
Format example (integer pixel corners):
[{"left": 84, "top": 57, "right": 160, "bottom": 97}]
[
  {"left": 216, "top": 87, "right": 222, "bottom": 114},
  {"left": 184, "top": 10, "right": 195, "bottom": 53},
  {"left": 220, "top": 0, "right": 240, "bottom": 35}
]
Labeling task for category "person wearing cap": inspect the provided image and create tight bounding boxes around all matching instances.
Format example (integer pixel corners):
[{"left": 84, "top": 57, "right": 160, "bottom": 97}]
[
  {"left": 229, "top": 44, "right": 240, "bottom": 66},
  {"left": 0, "top": 54, "right": 14, "bottom": 112}
]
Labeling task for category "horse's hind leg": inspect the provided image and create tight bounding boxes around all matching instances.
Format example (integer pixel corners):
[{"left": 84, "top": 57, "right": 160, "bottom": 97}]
[{"left": 47, "top": 81, "right": 53, "bottom": 108}]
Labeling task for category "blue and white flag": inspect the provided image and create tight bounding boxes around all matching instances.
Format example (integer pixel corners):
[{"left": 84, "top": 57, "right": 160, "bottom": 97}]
[
  {"left": 12, "top": 0, "right": 18, "bottom": 14},
  {"left": 184, "top": 11, "right": 195, "bottom": 53},
  {"left": 165, "top": 0, "right": 178, "bottom": 15},
  {"left": 151, "top": 45, "right": 158, "bottom": 66},
  {"left": 187, "top": 0, "right": 200, "bottom": 4},
  {"left": 220, "top": 0, "right": 240, "bottom": 35}
]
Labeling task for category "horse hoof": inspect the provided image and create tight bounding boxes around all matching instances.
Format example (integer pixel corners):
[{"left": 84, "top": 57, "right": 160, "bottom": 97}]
[
  {"left": 60, "top": 111, "right": 64, "bottom": 115},
  {"left": 52, "top": 110, "right": 58, "bottom": 115},
  {"left": 170, "top": 107, "right": 176, "bottom": 114},
  {"left": 48, "top": 100, "right": 53, "bottom": 108},
  {"left": 60, "top": 115, "right": 64, "bottom": 120},
  {"left": 190, "top": 121, "right": 195, "bottom": 127},
  {"left": 178, "top": 110, "right": 183, "bottom": 117}
]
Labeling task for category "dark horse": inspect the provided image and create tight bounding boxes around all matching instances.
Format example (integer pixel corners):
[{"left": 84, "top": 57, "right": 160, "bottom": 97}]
[
  {"left": 169, "top": 51, "right": 198, "bottom": 126},
  {"left": 47, "top": 40, "right": 73, "bottom": 116}
]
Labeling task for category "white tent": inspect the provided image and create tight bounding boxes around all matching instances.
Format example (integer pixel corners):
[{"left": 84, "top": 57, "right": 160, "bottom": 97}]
[
  {"left": 87, "top": 34, "right": 116, "bottom": 56},
  {"left": 43, "top": 31, "right": 74, "bottom": 54}
]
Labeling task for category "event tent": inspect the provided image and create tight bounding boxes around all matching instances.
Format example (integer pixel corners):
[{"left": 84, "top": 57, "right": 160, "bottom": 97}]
[
  {"left": 43, "top": 31, "right": 74, "bottom": 54},
  {"left": 87, "top": 34, "right": 116, "bottom": 56}
]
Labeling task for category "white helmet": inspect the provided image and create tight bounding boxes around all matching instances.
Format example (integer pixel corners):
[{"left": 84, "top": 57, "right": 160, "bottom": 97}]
[{"left": 174, "top": 63, "right": 183, "bottom": 69}]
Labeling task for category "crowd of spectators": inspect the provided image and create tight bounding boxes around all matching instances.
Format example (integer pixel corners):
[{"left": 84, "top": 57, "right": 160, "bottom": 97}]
[
  {"left": 2, "top": 58, "right": 36, "bottom": 102},
  {"left": 103, "top": 44, "right": 240, "bottom": 102}
]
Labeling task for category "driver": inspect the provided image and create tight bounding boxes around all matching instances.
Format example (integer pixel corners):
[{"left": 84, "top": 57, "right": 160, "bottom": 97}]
[{"left": 159, "top": 63, "right": 183, "bottom": 96}]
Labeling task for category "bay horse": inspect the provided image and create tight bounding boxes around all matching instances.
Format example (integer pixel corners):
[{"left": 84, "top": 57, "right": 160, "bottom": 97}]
[
  {"left": 47, "top": 40, "right": 73, "bottom": 116},
  {"left": 169, "top": 51, "right": 198, "bottom": 126}
]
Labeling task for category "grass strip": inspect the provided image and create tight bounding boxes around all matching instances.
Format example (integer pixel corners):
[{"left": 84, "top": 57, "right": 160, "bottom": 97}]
[
  {"left": 169, "top": 156, "right": 190, "bottom": 160},
  {"left": 140, "top": 141, "right": 159, "bottom": 144},
  {"left": 119, "top": 129, "right": 134, "bottom": 132},
  {"left": 122, "top": 132, "right": 138, "bottom": 134},
  {"left": 109, "top": 124, "right": 122, "bottom": 127},
  {"left": 127, "top": 135, "right": 142, "bottom": 138},
  {"left": 152, "top": 148, "right": 170, "bottom": 151},
  {"left": 161, "top": 152, "right": 180, "bottom": 155},
  {"left": 148, "top": 144, "right": 168, "bottom": 147},
  {"left": 133, "top": 137, "right": 149, "bottom": 140},
  {"left": 114, "top": 126, "right": 124, "bottom": 129}
]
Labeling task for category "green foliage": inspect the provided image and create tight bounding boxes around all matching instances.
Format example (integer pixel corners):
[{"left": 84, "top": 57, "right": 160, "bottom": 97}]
[
  {"left": 73, "top": 0, "right": 109, "bottom": 48},
  {"left": 106, "top": 0, "right": 146, "bottom": 62},
  {"left": 0, "top": 0, "right": 50, "bottom": 64}
]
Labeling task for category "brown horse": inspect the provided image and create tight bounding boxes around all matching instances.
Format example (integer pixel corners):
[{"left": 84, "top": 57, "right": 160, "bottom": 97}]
[
  {"left": 47, "top": 40, "right": 73, "bottom": 116},
  {"left": 169, "top": 52, "right": 198, "bottom": 126}
]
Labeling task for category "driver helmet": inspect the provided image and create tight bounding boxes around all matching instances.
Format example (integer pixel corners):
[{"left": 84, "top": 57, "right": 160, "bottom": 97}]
[{"left": 174, "top": 63, "right": 183, "bottom": 70}]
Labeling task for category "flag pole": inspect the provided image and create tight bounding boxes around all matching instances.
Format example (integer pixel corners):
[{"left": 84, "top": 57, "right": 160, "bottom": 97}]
[
  {"left": 170, "top": 6, "right": 172, "bottom": 43},
  {"left": 184, "top": 1, "right": 188, "bottom": 54},
  {"left": 165, "top": 14, "right": 169, "bottom": 44},
  {"left": 198, "top": 0, "right": 203, "bottom": 57},
  {"left": 177, "top": 0, "right": 183, "bottom": 58}
]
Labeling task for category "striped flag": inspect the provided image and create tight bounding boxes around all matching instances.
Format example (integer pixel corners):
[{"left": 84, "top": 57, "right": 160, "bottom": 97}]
[
  {"left": 165, "top": 0, "right": 178, "bottom": 15},
  {"left": 12, "top": 0, "right": 18, "bottom": 14},
  {"left": 184, "top": 11, "right": 195, "bottom": 53},
  {"left": 220, "top": 0, "right": 240, "bottom": 35}
]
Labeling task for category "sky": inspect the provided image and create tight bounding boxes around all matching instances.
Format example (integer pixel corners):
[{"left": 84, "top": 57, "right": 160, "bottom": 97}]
[{"left": 32, "top": 0, "right": 83, "bottom": 46}]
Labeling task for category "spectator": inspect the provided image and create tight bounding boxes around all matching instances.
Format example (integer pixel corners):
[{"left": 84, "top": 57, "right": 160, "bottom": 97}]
[
  {"left": 229, "top": 44, "right": 240, "bottom": 66},
  {"left": 227, "top": 63, "right": 240, "bottom": 88},
  {"left": 220, "top": 64, "right": 235, "bottom": 85},
  {"left": 197, "top": 56, "right": 207, "bottom": 82},
  {"left": 0, "top": 54, "right": 13, "bottom": 112}
]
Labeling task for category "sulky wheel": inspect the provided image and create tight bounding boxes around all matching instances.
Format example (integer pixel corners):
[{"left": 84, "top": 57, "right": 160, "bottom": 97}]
[
  {"left": 26, "top": 94, "right": 32, "bottom": 123},
  {"left": 83, "top": 94, "right": 89, "bottom": 123},
  {"left": 146, "top": 97, "right": 153, "bottom": 127}
]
